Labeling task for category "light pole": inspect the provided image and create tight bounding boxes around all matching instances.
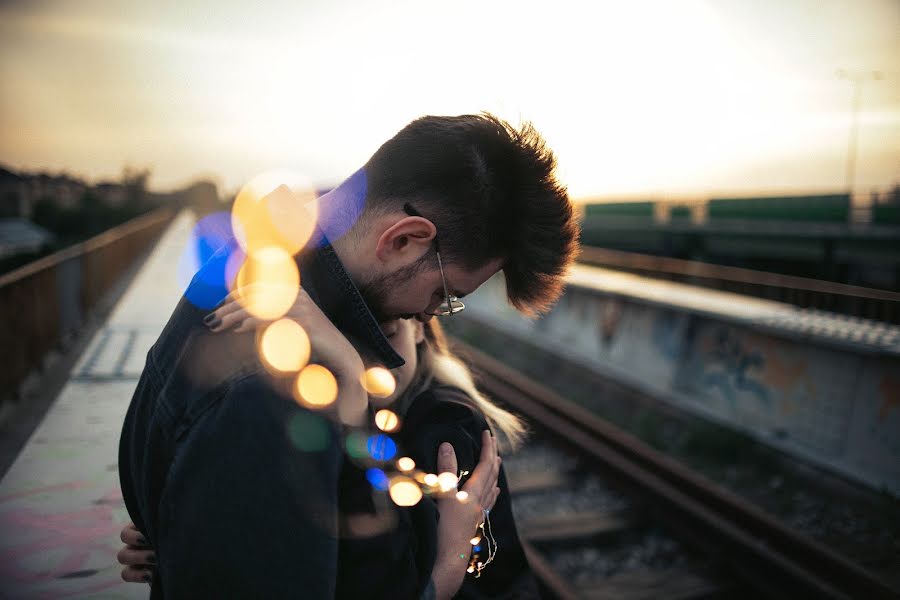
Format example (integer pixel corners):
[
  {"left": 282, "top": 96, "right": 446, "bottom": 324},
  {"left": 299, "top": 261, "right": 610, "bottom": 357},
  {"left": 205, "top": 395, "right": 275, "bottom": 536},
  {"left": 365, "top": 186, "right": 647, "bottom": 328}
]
[{"left": 836, "top": 69, "right": 882, "bottom": 195}]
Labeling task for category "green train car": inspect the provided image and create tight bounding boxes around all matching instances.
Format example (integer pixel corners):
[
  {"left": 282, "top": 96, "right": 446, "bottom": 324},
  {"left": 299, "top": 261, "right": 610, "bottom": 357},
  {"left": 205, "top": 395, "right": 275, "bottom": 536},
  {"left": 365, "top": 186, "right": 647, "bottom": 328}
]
[{"left": 580, "top": 193, "right": 900, "bottom": 291}]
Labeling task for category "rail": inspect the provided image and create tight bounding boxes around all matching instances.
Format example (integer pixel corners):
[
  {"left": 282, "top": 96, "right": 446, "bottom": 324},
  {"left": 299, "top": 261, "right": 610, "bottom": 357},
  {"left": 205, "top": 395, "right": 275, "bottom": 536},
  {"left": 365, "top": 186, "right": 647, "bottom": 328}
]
[
  {"left": 578, "top": 246, "right": 900, "bottom": 323},
  {"left": 452, "top": 338, "right": 898, "bottom": 599},
  {"left": 0, "top": 207, "right": 175, "bottom": 402}
]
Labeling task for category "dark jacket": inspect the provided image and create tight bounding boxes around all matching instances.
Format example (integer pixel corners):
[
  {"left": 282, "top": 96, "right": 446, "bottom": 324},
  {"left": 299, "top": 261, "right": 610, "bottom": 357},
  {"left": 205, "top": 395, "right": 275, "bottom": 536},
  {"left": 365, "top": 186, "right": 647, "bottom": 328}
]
[
  {"left": 336, "top": 386, "right": 540, "bottom": 599},
  {"left": 118, "top": 235, "right": 403, "bottom": 598}
]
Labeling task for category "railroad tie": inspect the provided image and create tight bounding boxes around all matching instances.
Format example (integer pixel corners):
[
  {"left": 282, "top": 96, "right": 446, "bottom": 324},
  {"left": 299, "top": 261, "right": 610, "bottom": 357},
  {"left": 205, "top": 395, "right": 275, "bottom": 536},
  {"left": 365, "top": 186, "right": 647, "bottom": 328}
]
[
  {"left": 519, "top": 510, "right": 634, "bottom": 544},
  {"left": 580, "top": 567, "right": 723, "bottom": 600},
  {"left": 505, "top": 470, "right": 571, "bottom": 495}
]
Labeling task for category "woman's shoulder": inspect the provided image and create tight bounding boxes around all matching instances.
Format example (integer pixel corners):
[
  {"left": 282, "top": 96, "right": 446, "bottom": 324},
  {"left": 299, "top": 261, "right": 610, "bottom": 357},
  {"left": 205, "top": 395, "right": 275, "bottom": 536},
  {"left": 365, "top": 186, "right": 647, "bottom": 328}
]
[
  {"left": 399, "top": 385, "right": 490, "bottom": 474},
  {"left": 406, "top": 385, "right": 488, "bottom": 431}
]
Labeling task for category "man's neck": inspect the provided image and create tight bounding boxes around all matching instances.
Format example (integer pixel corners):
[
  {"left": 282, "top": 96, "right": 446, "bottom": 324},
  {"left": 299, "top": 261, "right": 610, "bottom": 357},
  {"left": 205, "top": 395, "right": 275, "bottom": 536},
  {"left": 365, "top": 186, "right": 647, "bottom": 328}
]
[
  {"left": 314, "top": 168, "right": 371, "bottom": 285},
  {"left": 330, "top": 233, "right": 367, "bottom": 285}
]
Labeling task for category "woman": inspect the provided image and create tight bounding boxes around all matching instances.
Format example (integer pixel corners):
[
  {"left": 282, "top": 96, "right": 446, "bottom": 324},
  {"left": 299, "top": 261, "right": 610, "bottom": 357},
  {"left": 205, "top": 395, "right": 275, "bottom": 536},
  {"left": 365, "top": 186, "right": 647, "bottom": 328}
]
[
  {"left": 119, "top": 295, "right": 536, "bottom": 598},
  {"left": 335, "top": 318, "right": 538, "bottom": 599}
]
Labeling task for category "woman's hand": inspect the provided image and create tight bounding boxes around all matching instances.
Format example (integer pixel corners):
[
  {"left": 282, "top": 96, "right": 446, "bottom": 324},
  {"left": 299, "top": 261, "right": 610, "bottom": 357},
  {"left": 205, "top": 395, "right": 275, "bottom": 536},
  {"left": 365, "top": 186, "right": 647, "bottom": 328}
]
[
  {"left": 205, "top": 286, "right": 364, "bottom": 380},
  {"left": 204, "top": 287, "right": 370, "bottom": 424},
  {"left": 117, "top": 522, "right": 155, "bottom": 584},
  {"left": 431, "top": 430, "right": 501, "bottom": 600}
]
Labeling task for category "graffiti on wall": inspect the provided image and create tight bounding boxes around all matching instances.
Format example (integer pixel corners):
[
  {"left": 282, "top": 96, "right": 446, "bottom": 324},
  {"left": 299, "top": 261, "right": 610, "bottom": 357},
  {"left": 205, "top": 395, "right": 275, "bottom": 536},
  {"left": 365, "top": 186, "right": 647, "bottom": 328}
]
[
  {"left": 878, "top": 374, "right": 900, "bottom": 423},
  {"left": 686, "top": 323, "right": 815, "bottom": 420},
  {"left": 651, "top": 309, "right": 682, "bottom": 361},
  {"left": 598, "top": 297, "right": 624, "bottom": 347},
  {"left": 697, "top": 326, "right": 772, "bottom": 409}
]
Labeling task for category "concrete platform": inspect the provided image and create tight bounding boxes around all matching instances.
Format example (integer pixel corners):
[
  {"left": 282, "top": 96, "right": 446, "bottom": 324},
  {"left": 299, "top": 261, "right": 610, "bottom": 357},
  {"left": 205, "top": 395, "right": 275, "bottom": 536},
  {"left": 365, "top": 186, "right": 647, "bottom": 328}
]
[{"left": 0, "top": 211, "right": 195, "bottom": 599}]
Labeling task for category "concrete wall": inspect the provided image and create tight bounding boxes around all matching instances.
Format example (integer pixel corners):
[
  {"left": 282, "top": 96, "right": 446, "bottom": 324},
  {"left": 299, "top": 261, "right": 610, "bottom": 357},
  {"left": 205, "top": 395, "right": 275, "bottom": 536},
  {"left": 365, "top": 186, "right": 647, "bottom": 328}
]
[{"left": 466, "top": 273, "right": 900, "bottom": 496}]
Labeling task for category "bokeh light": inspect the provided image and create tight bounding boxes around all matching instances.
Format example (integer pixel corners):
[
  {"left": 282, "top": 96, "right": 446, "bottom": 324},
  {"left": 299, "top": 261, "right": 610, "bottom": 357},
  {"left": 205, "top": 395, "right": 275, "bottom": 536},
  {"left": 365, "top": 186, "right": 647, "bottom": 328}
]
[
  {"left": 423, "top": 473, "right": 438, "bottom": 487},
  {"left": 367, "top": 434, "right": 397, "bottom": 461},
  {"left": 389, "top": 476, "right": 423, "bottom": 507},
  {"left": 361, "top": 367, "right": 396, "bottom": 398},
  {"left": 234, "top": 246, "right": 300, "bottom": 319},
  {"left": 365, "top": 468, "right": 390, "bottom": 491},
  {"left": 470, "top": 536, "right": 481, "bottom": 545},
  {"left": 286, "top": 413, "right": 330, "bottom": 452},
  {"left": 374, "top": 409, "right": 400, "bottom": 432},
  {"left": 231, "top": 169, "right": 318, "bottom": 255},
  {"left": 310, "top": 169, "right": 367, "bottom": 246},
  {"left": 177, "top": 212, "right": 243, "bottom": 309},
  {"left": 345, "top": 431, "right": 369, "bottom": 460},
  {"left": 456, "top": 491, "right": 469, "bottom": 501},
  {"left": 396, "top": 457, "right": 415, "bottom": 472},
  {"left": 437, "top": 472, "right": 458, "bottom": 492},
  {"left": 259, "top": 319, "right": 310, "bottom": 373},
  {"left": 295, "top": 364, "right": 338, "bottom": 408}
]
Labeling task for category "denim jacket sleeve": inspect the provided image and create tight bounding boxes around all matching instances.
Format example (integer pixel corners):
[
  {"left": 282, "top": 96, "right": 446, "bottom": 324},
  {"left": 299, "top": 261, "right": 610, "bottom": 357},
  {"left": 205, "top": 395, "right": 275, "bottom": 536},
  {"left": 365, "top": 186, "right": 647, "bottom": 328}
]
[{"left": 153, "top": 373, "right": 342, "bottom": 597}]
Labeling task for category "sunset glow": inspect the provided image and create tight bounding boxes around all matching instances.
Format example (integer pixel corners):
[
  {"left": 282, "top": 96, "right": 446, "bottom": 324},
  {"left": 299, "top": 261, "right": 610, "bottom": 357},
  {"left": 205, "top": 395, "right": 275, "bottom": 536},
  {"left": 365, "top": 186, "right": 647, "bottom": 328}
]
[{"left": 0, "top": 0, "right": 897, "bottom": 197}]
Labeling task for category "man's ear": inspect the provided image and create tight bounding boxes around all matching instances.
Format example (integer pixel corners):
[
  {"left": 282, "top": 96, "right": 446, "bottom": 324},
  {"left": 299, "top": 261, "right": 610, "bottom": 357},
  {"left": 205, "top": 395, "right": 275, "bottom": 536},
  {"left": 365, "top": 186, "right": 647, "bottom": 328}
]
[{"left": 374, "top": 216, "right": 436, "bottom": 266}]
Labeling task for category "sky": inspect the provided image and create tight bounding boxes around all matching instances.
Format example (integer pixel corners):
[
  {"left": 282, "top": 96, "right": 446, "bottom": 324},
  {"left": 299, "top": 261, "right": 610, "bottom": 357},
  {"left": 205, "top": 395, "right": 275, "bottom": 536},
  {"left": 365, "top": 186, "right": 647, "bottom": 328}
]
[{"left": 0, "top": 0, "right": 898, "bottom": 200}]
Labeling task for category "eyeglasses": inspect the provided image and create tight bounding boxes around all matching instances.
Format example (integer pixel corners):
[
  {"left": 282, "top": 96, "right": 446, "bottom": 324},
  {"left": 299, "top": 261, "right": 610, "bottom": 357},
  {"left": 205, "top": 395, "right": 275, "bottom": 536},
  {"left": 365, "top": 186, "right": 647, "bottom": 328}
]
[{"left": 403, "top": 203, "right": 465, "bottom": 317}]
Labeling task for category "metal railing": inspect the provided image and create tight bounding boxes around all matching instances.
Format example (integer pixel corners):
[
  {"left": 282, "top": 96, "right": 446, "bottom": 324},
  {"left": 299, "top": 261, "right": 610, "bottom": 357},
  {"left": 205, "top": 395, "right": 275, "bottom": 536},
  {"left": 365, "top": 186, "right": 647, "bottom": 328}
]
[
  {"left": 0, "top": 207, "right": 175, "bottom": 400},
  {"left": 578, "top": 246, "right": 900, "bottom": 324}
]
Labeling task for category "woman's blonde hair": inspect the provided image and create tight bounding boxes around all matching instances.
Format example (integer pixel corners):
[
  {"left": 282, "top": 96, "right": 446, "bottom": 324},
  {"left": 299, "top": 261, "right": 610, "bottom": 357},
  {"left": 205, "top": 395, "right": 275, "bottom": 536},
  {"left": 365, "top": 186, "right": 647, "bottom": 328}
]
[{"left": 409, "top": 321, "right": 527, "bottom": 452}]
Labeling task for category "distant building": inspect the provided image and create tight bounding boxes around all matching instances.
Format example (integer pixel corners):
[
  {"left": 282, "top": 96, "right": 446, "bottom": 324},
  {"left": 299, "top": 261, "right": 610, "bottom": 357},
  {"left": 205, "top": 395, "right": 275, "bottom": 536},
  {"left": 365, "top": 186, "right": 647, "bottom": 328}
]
[
  {"left": 27, "top": 173, "right": 86, "bottom": 211},
  {"left": 94, "top": 181, "right": 127, "bottom": 207},
  {"left": 0, "top": 167, "right": 26, "bottom": 218},
  {"left": 0, "top": 218, "right": 55, "bottom": 260},
  {"left": 0, "top": 167, "right": 89, "bottom": 218},
  {"left": 0, "top": 163, "right": 222, "bottom": 224}
]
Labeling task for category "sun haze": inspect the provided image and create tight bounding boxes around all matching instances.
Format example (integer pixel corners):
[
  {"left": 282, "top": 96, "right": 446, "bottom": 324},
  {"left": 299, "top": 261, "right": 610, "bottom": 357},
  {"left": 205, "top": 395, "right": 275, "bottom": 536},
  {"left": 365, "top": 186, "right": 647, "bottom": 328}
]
[{"left": 1, "top": 0, "right": 897, "bottom": 197}]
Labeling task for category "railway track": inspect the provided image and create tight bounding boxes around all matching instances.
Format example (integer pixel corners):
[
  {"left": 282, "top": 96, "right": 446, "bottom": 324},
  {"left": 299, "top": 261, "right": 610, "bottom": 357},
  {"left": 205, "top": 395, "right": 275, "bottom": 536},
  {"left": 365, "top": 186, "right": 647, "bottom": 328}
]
[{"left": 452, "top": 339, "right": 899, "bottom": 600}]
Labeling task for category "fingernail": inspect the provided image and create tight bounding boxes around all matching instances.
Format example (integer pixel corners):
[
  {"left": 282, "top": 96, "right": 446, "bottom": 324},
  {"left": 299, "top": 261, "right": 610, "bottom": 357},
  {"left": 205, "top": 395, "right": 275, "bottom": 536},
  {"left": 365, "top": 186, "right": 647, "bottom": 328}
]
[
  {"left": 136, "top": 536, "right": 148, "bottom": 546},
  {"left": 143, "top": 571, "right": 152, "bottom": 583},
  {"left": 146, "top": 553, "right": 157, "bottom": 565},
  {"left": 440, "top": 443, "right": 452, "bottom": 456},
  {"left": 203, "top": 313, "right": 216, "bottom": 324},
  {"left": 207, "top": 318, "right": 222, "bottom": 330}
]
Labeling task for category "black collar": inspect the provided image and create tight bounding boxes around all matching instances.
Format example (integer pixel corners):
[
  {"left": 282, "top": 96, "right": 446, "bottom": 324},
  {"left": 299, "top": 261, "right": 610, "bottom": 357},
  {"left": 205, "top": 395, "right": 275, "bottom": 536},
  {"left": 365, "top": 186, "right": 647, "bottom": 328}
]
[{"left": 300, "top": 241, "right": 404, "bottom": 370}]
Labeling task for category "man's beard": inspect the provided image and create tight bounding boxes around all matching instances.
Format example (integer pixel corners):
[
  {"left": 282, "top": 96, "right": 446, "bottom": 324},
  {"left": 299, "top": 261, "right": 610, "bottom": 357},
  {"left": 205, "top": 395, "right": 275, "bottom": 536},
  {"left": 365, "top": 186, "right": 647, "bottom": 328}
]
[{"left": 356, "top": 257, "right": 430, "bottom": 322}]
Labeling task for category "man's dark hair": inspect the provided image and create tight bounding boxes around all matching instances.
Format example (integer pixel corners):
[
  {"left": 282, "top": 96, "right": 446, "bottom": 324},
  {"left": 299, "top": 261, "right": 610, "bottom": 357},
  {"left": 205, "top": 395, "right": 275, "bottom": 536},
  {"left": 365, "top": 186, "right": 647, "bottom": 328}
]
[{"left": 362, "top": 113, "right": 579, "bottom": 316}]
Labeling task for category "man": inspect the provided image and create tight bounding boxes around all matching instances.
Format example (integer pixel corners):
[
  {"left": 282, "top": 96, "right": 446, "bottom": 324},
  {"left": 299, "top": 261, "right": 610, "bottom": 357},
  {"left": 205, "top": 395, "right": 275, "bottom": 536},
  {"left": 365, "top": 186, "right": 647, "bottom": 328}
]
[{"left": 119, "top": 113, "right": 578, "bottom": 597}]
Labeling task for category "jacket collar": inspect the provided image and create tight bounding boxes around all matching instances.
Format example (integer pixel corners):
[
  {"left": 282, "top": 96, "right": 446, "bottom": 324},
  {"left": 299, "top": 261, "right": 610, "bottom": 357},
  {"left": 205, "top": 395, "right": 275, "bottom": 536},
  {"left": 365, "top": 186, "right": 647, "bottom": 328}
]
[{"left": 300, "top": 240, "right": 405, "bottom": 370}]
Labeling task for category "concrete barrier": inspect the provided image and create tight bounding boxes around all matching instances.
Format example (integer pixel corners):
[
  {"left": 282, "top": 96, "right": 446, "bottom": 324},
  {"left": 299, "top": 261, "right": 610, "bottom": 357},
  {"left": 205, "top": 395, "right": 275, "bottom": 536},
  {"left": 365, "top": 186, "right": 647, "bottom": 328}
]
[
  {"left": 0, "top": 208, "right": 175, "bottom": 402},
  {"left": 464, "top": 267, "right": 900, "bottom": 496}
]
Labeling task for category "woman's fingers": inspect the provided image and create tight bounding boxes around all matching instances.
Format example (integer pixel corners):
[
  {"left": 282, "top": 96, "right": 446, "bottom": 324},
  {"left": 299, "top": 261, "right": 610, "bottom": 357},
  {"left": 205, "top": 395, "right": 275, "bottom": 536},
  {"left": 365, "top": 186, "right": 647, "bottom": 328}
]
[
  {"left": 117, "top": 524, "right": 155, "bottom": 585},
  {"left": 117, "top": 545, "right": 156, "bottom": 568},
  {"left": 436, "top": 442, "right": 458, "bottom": 481},
  {"left": 209, "top": 306, "right": 252, "bottom": 332},
  {"left": 232, "top": 318, "right": 261, "bottom": 334},
  {"left": 480, "top": 430, "right": 494, "bottom": 464},
  {"left": 459, "top": 431, "right": 502, "bottom": 511},
  {"left": 207, "top": 287, "right": 319, "bottom": 333},
  {"left": 466, "top": 431, "right": 499, "bottom": 494},
  {"left": 119, "top": 522, "right": 149, "bottom": 547},
  {"left": 485, "top": 485, "right": 501, "bottom": 512},
  {"left": 121, "top": 565, "right": 153, "bottom": 584},
  {"left": 206, "top": 297, "right": 243, "bottom": 322}
]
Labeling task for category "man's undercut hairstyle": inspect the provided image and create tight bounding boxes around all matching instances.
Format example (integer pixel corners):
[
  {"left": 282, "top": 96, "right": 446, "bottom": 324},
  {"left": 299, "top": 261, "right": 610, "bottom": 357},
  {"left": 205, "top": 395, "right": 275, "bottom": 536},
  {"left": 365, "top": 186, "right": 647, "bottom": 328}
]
[{"left": 363, "top": 113, "right": 579, "bottom": 316}]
